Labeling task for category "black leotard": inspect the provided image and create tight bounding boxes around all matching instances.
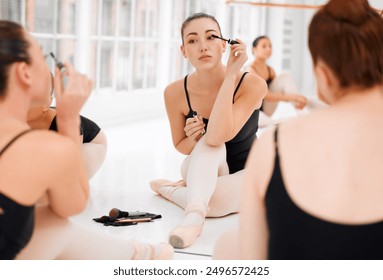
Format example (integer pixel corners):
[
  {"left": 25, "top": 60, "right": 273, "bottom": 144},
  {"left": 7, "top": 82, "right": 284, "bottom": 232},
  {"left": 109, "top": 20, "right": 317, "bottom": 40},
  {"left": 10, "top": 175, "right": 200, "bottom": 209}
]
[
  {"left": 265, "top": 66, "right": 274, "bottom": 86},
  {"left": 260, "top": 66, "right": 274, "bottom": 112},
  {"left": 184, "top": 72, "right": 259, "bottom": 174},
  {"left": 265, "top": 127, "right": 383, "bottom": 259},
  {"left": 0, "top": 130, "right": 35, "bottom": 260},
  {"left": 49, "top": 115, "right": 101, "bottom": 143}
]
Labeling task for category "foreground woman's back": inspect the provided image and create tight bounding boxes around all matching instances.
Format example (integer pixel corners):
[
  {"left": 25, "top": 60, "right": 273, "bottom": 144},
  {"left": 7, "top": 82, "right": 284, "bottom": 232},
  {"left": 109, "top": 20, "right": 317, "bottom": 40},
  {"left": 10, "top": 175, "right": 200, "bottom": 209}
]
[
  {"left": 265, "top": 98, "right": 383, "bottom": 259},
  {"left": 237, "top": 0, "right": 383, "bottom": 259}
]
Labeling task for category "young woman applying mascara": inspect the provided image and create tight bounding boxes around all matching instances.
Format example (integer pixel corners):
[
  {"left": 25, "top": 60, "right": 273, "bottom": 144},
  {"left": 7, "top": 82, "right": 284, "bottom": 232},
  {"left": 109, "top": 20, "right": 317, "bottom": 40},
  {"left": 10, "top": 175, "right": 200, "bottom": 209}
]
[{"left": 150, "top": 12, "right": 266, "bottom": 249}]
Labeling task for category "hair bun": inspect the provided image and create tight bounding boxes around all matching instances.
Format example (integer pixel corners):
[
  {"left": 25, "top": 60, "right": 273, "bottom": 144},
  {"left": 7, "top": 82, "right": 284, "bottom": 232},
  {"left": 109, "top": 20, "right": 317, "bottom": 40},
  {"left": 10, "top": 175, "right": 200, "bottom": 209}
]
[{"left": 325, "top": 0, "right": 370, "bottom": 25}]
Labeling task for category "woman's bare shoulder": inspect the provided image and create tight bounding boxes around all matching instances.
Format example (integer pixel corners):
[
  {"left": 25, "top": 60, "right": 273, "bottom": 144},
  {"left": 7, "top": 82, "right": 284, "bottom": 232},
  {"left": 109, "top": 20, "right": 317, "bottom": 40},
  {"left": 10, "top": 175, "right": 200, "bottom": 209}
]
[
  {"left": 164, "top": 78, "right": 188, "bottom": 112},
  {"left": 0, "top": 130, "right": 80, "bottom": 201},
  {"left": 245, "top": 71, "right": 267, "bottom": 84},
  {"left": 164, "top": 78, "right": 184, "bottom": 97},
  {"left": 241, "top": 72, "right": 267, "bottom": 96},
  {"left": 20, "top": 130, "right": 79, "bottom": 162}
]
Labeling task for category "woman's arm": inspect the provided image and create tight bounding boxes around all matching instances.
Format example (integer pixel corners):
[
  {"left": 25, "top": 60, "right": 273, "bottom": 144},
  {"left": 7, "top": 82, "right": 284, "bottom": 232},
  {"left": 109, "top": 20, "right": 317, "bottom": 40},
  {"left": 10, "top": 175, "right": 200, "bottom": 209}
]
[
  {"left": 206, "top": 40, "right": 266, "bottom": 146},
  {"left": 238, "top": 127, "right": 276, "bottom": 259},
  {"left": 264, "top": 90, "right": 307, "bottom": 109},
  {"left": 46, "top": 63, "right": 92, "bottom": 217},
  {"left": 45, "top": 136, "right": 90, "bottom": 217},
  {"left": 164, "top": 81, "right": 205, "bottom": 155}
]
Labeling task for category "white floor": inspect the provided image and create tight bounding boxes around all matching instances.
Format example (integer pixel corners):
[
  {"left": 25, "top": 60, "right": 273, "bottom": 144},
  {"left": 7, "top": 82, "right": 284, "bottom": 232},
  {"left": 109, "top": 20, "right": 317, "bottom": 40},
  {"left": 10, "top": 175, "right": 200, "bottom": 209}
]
[{"left": 71, "top": 102, "right": 309, "bottom": 260}]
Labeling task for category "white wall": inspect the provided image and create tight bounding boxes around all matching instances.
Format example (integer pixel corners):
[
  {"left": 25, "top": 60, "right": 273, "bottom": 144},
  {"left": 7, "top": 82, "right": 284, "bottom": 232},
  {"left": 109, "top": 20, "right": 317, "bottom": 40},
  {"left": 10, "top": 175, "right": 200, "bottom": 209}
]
[{"left": 369, "top": 0, "right": 383, "bottom": 9}]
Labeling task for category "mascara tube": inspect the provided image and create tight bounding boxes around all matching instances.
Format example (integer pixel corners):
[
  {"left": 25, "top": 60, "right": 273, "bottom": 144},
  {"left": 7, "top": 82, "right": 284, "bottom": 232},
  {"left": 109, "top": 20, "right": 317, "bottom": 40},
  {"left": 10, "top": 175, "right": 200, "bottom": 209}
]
[
  {"left": 193, "top": 111, "right": 205, "bottom": 135},
  {"left": 50, "top": 52, "right": 68, "bottom": 88}
]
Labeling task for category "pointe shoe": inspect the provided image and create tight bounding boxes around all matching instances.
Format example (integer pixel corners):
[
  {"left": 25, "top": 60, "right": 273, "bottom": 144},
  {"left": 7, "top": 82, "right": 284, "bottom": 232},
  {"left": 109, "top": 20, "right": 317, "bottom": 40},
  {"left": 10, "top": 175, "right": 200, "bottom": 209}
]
[
  {"left": 132, "top": 241, "right": 174, "bottom": 260},
  {"left": 169, "top": 222, "right": 203, "bottom": 249},
  {"left": 149, "top": 179, "right": 186, "bottom": 193},
  {"left": 168, "top": 203, "right": 207, "bottom": 249},
  {"left": 150, "top": 179, "right": 186, "bottom": 202}
]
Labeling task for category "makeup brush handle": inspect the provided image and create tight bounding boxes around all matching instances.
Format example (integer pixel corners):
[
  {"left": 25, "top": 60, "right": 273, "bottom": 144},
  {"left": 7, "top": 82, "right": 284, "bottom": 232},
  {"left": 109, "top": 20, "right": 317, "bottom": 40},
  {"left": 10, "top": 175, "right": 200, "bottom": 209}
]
[{"left": 117, "top": 217, "right": 152, "bottom": 223}]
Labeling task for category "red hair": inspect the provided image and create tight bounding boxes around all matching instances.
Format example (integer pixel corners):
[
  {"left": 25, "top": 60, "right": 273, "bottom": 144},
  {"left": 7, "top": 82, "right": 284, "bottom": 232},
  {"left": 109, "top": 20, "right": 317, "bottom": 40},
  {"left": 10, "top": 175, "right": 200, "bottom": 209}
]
[{"left": 308, "top": 0, "right": 383, "bottom": 89}]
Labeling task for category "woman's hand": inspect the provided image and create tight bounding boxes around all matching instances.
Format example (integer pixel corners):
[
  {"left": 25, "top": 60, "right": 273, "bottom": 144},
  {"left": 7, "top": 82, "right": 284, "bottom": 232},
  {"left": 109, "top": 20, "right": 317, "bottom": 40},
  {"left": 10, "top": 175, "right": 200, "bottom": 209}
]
[
  {"left": 184, "top": 115, "right": 205, "bottom": 142},
  {"left": 226, "top": 38, "right": 248, "bottom": 76},
  {"left": 286, "top": 94, "right": 307, "bottom": 109},
  {"left": 54, "top": 62, "right": 93, "bottom": 121}
]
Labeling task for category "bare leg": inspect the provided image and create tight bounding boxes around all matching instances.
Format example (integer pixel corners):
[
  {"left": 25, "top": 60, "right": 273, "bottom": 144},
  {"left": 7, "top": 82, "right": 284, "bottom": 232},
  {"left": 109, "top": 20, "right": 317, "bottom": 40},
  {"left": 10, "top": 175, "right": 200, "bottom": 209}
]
[{"left": 16, "top": 206, "right": 173, "bottom": 260}]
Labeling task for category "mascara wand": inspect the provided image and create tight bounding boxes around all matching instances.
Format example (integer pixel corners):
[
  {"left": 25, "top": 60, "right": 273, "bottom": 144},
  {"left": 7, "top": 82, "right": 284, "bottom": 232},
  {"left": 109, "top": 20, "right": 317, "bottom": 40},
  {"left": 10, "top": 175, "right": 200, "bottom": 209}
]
[
  {"left": 50, "top": 52, "right": 68, "bottom": 87},
  {"left": 50, "top": 52, "right": 65, "bottom": 70},
  {"left": 211, "top": 34, "right": 239, "bottom": 45}
]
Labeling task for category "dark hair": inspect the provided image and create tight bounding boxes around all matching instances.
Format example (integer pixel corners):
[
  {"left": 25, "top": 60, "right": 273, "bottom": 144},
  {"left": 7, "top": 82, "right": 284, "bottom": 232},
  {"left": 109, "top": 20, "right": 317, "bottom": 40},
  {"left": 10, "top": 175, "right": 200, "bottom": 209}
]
[
  {"left": 252, "top": 35, "right": 269, "bottom": 48},
  {"left": 308, "top": 0, "right": 383, "bottom": 89},
  {"left": 0, "top": 20, "right": 30, "bottom": 97},
  {"left": 180, "top": 12, "right": 222, "bottom": 44}
]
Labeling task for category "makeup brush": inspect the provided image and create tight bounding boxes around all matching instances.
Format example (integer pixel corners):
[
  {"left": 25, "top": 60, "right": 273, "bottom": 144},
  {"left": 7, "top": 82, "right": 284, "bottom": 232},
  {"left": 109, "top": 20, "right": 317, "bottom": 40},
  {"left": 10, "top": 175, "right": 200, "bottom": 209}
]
[
  {"left": 211, "top": 34, "right": 239, "bottom": 45},
  {"left": 109, "top": 208, "right": 147, "bottom": 220},
  {"left": 116, "top": 217, "right": 152, "bottom": 223}
]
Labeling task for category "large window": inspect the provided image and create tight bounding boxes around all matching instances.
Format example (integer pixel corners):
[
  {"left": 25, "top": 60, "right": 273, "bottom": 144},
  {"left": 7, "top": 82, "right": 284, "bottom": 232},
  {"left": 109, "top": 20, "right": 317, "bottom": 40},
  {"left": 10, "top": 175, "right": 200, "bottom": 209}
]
[
  {"left": 25, "top": 0, "right": 77, "bottom": 69},
  {"left": 0, "top": 0, "right": 266, "bottom": 124},
  {"left": 0, "top": 0, "right": 23, "bottom": 22},
  {"left": 89, "top": 0, "right": 160, "bottom": 93},
  {"left": 1, "top": 0, "right": 261, "bottom": 93}
]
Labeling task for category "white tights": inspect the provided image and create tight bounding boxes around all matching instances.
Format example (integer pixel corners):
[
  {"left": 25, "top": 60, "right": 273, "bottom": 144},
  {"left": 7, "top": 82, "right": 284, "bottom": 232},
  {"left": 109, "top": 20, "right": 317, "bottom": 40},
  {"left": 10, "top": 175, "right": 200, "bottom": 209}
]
[
  {"left": 159, "top": 135, "right": 243, "bottom": 218},
  {"left": 262, "top": 72, "right": 327, "bottom": 118},
  {"left": 262, "top": 72, "right": 299, "bottom": 117}
]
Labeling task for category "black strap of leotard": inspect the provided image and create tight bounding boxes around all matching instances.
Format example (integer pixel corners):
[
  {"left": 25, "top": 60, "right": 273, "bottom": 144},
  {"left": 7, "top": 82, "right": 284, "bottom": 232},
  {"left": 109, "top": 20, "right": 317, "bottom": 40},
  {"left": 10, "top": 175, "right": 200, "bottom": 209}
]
[
  {"left": 184, "top": 72, "right": 249, "bottom": 108},
  {"left": 274, "top": 126, "right": 279, "bottom": 157},
  {"left": 183, "top": 74, "right": 193, "bottom": 113},
  {"left": 232, "top": 72, "right": 249, "bottom": 102},
  {"left": 0, "top": 130, "right": 32, "bottom": 157}
]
